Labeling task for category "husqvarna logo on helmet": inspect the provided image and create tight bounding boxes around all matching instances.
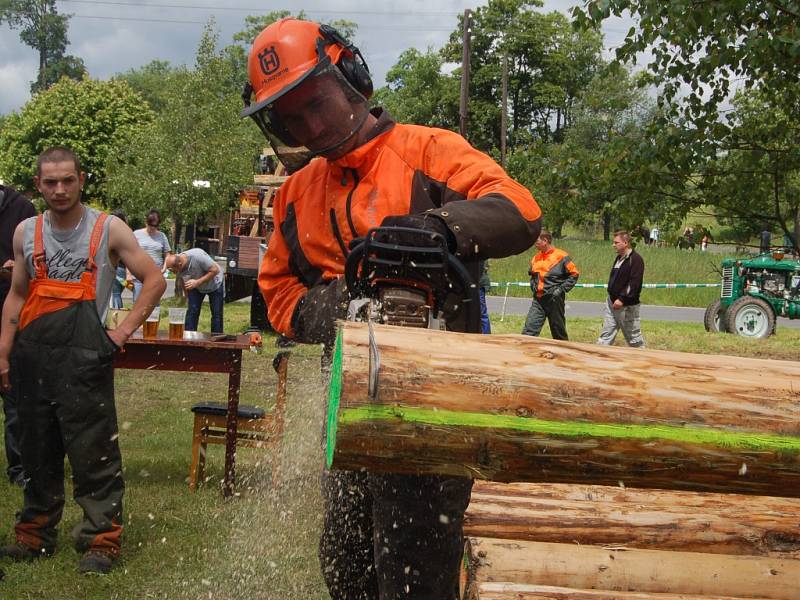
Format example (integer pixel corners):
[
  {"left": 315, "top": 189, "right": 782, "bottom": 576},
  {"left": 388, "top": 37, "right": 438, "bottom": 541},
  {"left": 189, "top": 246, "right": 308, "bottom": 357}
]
[{"left": 259, "top": 46, "right": 280, "bottom": 75}]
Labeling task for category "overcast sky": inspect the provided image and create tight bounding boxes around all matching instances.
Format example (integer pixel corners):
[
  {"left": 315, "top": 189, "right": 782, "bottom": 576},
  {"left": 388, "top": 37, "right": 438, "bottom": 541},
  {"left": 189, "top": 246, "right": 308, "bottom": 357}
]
[{"left": 0, "top": 0, "right": 635, "bottom": 115}]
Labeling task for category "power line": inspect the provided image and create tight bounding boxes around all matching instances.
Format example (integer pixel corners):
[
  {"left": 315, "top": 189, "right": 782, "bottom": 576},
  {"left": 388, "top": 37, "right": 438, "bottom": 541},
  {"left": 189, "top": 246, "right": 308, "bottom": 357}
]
[
  {"left": 66, "top": 12, "right": 454, "bottom": 30},
  {"left": 7, "top": 4, "right": 631, "bottom": 40},
  {"left": 58, "top": 0, "right": 461, "bottom": 17},
  {"left": 72, "top": 13, "right": 205, "bottom": 24},
  {"left": 57, "top": 0, "right": 632, "bottom": 36}
]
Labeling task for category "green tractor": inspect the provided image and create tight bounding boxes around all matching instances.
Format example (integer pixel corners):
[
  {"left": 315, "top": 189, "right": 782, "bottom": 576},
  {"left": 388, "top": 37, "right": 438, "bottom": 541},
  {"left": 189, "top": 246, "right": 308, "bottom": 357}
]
[{"left": 705, "top": 251, "right": 800, "bottom": 338}]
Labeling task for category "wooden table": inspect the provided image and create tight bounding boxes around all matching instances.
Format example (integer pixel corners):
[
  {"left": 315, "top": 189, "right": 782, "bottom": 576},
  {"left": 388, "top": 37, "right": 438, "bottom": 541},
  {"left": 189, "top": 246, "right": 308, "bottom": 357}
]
[{"left": 114, "top": 331, "right": 251, "bottom": 498}]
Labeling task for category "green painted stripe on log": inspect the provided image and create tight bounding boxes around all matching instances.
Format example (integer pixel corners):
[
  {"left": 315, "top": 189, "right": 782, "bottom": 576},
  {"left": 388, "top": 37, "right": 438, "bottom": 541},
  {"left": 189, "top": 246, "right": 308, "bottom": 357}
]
[
  {"left": 334, "top": 405, "right": 800, "bottom": 454},
  {"left": 326, "top": 327, "right": 344, "bottom": 468}
]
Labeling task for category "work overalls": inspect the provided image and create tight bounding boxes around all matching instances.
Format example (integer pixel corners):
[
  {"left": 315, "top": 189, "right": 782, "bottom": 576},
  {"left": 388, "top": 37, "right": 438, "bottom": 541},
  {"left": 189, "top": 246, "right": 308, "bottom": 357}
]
[{"left": 11, "top": 212, "right": 124, "bottom": 558}]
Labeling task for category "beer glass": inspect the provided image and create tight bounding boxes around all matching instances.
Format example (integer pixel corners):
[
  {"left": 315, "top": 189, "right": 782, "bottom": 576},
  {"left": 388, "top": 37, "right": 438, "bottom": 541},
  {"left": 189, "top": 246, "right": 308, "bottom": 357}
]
[
  {"left": 168, "top": 307, "right": 186, "bottom": 340},
  {"left": 143, "top": 306, "right": 160, "bottom": 339}
]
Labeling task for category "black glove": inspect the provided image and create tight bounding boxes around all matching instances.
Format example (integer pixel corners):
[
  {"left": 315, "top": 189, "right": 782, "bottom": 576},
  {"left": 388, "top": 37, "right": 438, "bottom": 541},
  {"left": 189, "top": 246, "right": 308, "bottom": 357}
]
[
  {"left": 379, "top": 214, "right": 456, "bottom": 252},
  {"left": 550, "top": 286, "right": 564, "bottom": 298},
  {"left": 291, "top": 278, "right": 349, "bottom": 346}
]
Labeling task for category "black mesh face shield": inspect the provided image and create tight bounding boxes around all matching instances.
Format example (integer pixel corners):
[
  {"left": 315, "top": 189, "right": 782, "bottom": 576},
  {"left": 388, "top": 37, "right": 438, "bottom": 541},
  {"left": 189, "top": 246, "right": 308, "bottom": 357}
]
[{"left": 243, "top": 64, "right": 370, "bottom": 173}]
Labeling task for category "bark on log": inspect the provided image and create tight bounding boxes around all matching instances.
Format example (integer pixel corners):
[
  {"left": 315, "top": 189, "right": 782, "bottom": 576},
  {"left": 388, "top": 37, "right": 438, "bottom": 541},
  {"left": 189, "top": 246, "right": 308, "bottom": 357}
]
[
  {"left": 462, "top": 538, "right": 800, "bottom": 600},
  {"left": 464, "top": 481, "right": 800, "bottom": 558},
  {"left": 327, "top": 322, "right": 800, "bottom": 497},
  {"left": 471, "top": 583, "right": 769, "bottom": 600}
]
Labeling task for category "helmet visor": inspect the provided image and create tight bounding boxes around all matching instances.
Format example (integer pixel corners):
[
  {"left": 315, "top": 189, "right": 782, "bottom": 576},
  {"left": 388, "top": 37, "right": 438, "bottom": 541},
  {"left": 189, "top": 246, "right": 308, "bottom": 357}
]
[{"left": 246, "top": 63, "right": 370, "bottom": 173}]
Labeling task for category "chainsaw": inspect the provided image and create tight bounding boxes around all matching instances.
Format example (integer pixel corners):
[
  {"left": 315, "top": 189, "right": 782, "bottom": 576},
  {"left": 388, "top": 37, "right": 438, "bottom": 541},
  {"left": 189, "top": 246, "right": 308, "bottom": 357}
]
[{"left": 343, "top": 226, "right": 481, "bottom": 398}]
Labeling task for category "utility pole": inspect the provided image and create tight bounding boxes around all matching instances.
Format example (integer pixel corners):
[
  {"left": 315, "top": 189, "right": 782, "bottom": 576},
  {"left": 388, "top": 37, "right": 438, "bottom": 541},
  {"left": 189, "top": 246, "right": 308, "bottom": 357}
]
[
  {"left": 459, "top": 8, "right": 472, "bottom": 138},
  {"left": 500, "top": 52, "right": 508, "bottom": 167}
]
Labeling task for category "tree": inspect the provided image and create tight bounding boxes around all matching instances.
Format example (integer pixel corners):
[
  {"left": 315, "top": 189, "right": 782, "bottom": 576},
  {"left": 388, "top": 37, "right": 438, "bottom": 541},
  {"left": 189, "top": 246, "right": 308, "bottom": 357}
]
[
  {"left": 693, "top": 86, "right": 800, "bottom": 252},
  {"left": 572, "top": 0, "right": 800, "bottom": 130},
  {"left": 34, "top": 55, "right": 87, "bottom": 93},
  {"left": 0, "top": 0, "right": 84, "bottom": 92},
  {"left": 505, "top": 141, "right": 576, "bottom": 238},
  {"left": 105, "top": 24, "right": 262, "bottom": 247},
  {"left": 572, "top": 0, "right": 800, "bottom": 249},
  {"left": 0, "top": 77, "right": 153, "bottom": 200},
  {"left": 372, "top": 48, "right": 459, "bottom": 130},
  {"left": 442, "top": 0, "right": 603, "bottom": 152},
  {"left": 508, "top": 67, "right": 670, "bottom": 240},
  {"left": 115, "top": 60, "right": 190, "bottom": 114}
]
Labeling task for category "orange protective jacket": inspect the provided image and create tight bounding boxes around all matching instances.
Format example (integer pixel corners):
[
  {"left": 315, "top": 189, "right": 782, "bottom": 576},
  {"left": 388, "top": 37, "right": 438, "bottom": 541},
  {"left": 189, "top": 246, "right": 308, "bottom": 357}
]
[
  {"left": 259, "top": 109, "right": 542, "bottom": 338},
  {"left": 529, "top": 247, "right": 579, "bottom": 299}
]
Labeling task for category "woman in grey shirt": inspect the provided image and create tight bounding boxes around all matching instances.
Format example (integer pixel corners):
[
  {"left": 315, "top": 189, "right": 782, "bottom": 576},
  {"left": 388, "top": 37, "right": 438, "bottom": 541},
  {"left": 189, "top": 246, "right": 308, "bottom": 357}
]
[{"left": 131, "top": 209, "right": 170, "bottom": 302}]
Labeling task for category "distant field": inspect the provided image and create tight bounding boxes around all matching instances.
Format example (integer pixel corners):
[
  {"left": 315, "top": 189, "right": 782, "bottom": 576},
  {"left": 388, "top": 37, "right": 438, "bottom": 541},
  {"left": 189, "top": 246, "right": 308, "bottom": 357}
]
[{"left": 489, "top": 240, "right": 739, "bottom": 308}]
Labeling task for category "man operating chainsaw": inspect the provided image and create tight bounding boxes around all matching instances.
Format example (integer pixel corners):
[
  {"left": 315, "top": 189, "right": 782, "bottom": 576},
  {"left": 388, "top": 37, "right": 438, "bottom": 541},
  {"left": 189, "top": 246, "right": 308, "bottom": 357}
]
[{"left": 242, "top": 18, "right": 541, "bottom": 600}]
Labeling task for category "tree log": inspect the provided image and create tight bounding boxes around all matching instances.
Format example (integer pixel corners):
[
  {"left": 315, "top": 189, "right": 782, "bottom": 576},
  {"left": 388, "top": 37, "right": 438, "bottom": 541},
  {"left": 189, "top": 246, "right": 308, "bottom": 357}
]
[
  {"left": 327, "top": 322, "right": 800, "bottom": 497},
  {"left": 462, "top": 538, "right": 800, "bottom": 600},
  {"left": 464, "top": 481, "right": 800, "bottom": 558},
  {"left": 470, "top": 583, "right": 768, "bottom": 600}
]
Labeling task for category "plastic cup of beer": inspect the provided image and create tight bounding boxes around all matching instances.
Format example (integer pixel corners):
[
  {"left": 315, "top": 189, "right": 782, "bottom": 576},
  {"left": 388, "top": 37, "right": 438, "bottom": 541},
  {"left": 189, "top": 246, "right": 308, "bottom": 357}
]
[
  {"left": 168, "top": 307, "right": 186, "bottom": 340},
  {"left": 143, "top": 306, "right": 160, "bottom": 339}
]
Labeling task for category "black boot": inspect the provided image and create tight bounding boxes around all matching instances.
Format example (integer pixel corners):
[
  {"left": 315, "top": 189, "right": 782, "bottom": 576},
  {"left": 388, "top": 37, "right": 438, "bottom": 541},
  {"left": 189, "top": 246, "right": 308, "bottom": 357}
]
[
  {"left": 78, "top": 550, "right": 115, "bottom": 574},
  {"left": 0, "top": 541, "right": 51, "bottom": 562}
]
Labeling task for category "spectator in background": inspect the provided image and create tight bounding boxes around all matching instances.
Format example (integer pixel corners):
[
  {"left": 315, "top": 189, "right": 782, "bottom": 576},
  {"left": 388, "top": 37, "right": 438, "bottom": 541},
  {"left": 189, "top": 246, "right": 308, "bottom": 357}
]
[
  {"left": 132, "top": 209, "right": 170, "bottom": 302},
  {"left": 479, "top": 261, "right": 491, "bottom": 334},
  {"left": 522, "top": 230, "right": 579, "bottom": 341},
  {"left": 701, "top": 232, "right": 710, "bottom": 252},
  {"left": 0, "top": 184, "right": 36, "bottom": 486},
  {"left": 597, "top": 230, "right": 646, "bottom": 348},
  {"left": 109, "top": 210, "right": 129, "bottom": 309},
  {"left": 760, "top": 227, "right": 772, "bottom": 254},
  {"left": 165, "top": 248, "right": 224, "bottom": 334},
  {"left": 650, "top": 226, "right": 660, "bottom": 247},
  {"left": 640, "top": 225, "right": 651, "bottom": 246}
]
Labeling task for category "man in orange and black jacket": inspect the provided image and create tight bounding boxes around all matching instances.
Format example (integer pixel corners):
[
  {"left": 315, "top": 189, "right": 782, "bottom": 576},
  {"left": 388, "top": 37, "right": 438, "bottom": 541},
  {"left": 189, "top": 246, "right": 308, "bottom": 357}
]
[
  {"left": 242, "top": 18, "right": 541, "bottom": 600},
  {"left": 522, "top": 230, "right": 579, "bottom": 340}
]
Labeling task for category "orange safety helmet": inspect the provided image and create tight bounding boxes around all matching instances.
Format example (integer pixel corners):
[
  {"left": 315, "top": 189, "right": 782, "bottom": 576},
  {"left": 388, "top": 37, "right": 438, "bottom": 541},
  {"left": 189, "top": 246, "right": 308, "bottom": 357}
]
[
  {"left": 241, "top": 18, "right": 374, "bottom": 173},
  {"left": 243, "top": 19, "right": 343, "bottom": 116}
]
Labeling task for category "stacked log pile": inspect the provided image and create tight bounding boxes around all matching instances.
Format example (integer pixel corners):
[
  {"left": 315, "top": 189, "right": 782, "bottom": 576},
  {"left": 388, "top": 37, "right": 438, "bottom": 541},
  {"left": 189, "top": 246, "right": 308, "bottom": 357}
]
[
  {"left": 326, "top": 322, "right": 800, "bottom": 600},
  {"left": 461, "top": 481, "right": 800, "bottom": 599}
]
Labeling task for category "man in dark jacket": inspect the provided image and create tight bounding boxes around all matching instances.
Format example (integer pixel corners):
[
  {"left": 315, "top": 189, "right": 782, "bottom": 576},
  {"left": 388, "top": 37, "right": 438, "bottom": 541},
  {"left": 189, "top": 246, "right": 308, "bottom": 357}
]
[
  {"left": 597, "top": 230, "right": 645, "bottom": 347},
  {"left": 0, "top": 185, "right": 36, "bottom": 486}
]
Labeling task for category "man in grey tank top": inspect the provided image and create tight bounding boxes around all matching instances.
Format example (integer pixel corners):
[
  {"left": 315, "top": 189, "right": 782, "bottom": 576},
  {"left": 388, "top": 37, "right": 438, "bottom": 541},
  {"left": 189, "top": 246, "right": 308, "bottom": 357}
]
[{"left": 0, "top": 147, "right": 166, "bottom": 574}]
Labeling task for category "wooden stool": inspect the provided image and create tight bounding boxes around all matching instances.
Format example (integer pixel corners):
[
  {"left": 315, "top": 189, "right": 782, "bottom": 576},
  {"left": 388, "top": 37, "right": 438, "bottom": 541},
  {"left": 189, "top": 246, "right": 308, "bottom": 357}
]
[{"left": 188, "top": 350, "right": 289, "bottom": 491}]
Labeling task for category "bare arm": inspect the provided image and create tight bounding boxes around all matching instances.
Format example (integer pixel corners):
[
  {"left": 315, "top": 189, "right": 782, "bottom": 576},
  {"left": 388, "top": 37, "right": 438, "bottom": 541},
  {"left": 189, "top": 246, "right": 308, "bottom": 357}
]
[
  {"left": 161, "top": 251, "right": 173, "bottom": 274},
  {"left": 0, "top": 224, "right": 31, "bottom": 390},
  {"left": 107, "top": 218, "right": 166, "bottom": 346}
]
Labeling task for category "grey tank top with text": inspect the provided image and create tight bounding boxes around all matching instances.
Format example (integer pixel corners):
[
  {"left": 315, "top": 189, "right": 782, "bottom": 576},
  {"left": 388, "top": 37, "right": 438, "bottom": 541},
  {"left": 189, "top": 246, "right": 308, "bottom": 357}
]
[{"left": 22, "top": 206, "right": 116, "bottom": 324}]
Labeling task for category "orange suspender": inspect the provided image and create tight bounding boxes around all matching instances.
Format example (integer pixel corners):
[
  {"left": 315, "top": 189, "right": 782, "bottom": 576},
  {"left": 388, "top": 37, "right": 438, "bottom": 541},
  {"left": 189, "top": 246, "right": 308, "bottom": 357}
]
[{"left": 32, "top": 214, "right": 47, "bottom": 279}]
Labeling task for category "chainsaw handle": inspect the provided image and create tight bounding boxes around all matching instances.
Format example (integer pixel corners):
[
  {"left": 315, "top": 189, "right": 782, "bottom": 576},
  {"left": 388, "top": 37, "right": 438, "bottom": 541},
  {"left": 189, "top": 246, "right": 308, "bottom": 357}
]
[
  {"left": 344, "top": 238, "right": 367, "bottom": 299},
  {"left": 446, "top": 253, "right": 482, "bottom": 334}
]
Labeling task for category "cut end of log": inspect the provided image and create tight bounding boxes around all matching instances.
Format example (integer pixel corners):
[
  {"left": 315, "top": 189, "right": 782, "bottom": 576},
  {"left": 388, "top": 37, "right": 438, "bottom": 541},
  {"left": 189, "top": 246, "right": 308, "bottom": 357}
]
[{"left": 326, "top": 327, "right": 344, "bottom": 468}]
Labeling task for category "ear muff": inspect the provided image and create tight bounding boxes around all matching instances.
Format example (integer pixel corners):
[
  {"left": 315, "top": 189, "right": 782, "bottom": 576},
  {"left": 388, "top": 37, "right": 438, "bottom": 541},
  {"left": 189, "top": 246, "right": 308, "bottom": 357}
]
[{"left": 319, "top": 24, "right": 373, "bottom": 99}]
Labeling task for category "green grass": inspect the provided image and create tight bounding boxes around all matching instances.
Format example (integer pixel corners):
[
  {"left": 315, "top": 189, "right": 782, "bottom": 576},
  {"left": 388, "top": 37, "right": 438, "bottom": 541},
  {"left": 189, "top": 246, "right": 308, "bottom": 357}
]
[
  {"left": 1, "top": 302, "right": 799, "bottom": 598},
  {"left": 489, "top": 240, "right": 740, "bottom": 308}
]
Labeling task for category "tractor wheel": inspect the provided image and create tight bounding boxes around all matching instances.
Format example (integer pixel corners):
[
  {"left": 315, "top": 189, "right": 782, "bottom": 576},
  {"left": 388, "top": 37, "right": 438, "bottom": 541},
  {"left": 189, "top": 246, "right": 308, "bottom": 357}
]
[
  {"left": 703, "top": 299, "right": 727, "bottom": 333},
  {"left": 724, "top": 297, "right": 775, "bottom": 339}
]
